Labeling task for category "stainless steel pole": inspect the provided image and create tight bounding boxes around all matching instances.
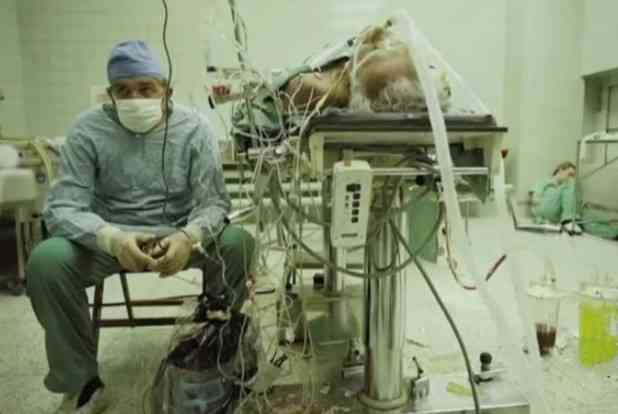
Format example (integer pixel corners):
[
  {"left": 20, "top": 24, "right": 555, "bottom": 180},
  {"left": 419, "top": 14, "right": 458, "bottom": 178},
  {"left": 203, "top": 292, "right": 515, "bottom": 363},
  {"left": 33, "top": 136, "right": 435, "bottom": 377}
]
[{"left": 360, "top": 198, "right": 407, "bottom": 410}]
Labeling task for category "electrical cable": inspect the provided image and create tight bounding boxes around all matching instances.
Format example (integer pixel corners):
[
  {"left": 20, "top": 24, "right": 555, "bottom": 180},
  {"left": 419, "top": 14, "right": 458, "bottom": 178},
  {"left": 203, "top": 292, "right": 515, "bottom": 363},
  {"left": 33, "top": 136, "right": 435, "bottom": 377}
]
[
  {"left": 272, "top": 165, "right": 327, "bottom": 226},
  {"left": 272, "top": 157, "right": 435, "bottom": 247},
  {"left": 364, "top": 155, "right": 435, "bottom": 242},
  {"left": 145, "top": 4, "right": 289, "bottom": 411},
  {"left": 270, "top": 170, "right": 443, "bottom": 279},
  {"left": 142, "top": 3, "right": 176, "bottom": 410},
  {"left": 270, "top": 171, "right": 409, "bottom": 279},
  {"left": 160, "top": 0, "right": 174, "bottom": 225},
  {"left": 390, "top": 219, "right": 481, "bottom": 414},
  {"left": 362, "top": 182, "right": 431, "bottom": 247},
  {"left": 145, "top": 4, "right": 245, "bottom": 410},
  {"left": 158, "top": 12, "right": 465, "bottom": 412}
]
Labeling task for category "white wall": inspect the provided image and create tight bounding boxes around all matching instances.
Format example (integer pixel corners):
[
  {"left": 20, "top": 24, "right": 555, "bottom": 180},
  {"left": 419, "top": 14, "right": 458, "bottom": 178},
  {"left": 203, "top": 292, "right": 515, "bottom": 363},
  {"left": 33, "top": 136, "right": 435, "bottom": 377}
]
[
  {"left": 13, "top": 0, "right": 507, "bottom": 138},
  {"left": 16, "top": 0, "right": 213, "bottom": 137},
  {"left": 502, "top": 0, "right": 525, "bottom": 186},
  {"left": 0, "top": 0, "right": 27, "bottom": 137},
  {"left": 505, "top": 0, "right": 584, "bottom": 197},
  {"left": 581, "top": 0, "right": 618, "bottom": 76}
]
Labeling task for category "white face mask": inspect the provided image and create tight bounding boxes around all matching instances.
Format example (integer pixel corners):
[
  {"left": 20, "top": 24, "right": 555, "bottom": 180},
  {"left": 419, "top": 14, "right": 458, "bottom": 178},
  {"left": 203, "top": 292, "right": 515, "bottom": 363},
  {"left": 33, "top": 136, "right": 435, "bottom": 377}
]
[{"left": 115, "top": 98, "right": 163, "bottom": 134}]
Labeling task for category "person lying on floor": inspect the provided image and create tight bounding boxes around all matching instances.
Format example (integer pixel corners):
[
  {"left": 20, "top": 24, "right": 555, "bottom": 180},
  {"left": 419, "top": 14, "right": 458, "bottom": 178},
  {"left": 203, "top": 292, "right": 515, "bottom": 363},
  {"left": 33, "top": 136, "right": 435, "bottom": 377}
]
[
  {"left": 26, "top": 40, "right": 255, "bottom": 414},
  {"left": 531, "top": 161, "right": 618, "bottom": 239}
]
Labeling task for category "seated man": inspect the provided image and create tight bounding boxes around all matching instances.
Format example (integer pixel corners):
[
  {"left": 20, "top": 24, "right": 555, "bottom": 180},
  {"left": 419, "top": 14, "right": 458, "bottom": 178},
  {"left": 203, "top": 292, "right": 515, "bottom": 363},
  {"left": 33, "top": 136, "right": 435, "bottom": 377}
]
[
  {"left": 531, "top": 161, "right": 618, "bottom": 239},
  {"left": 531, "top": 161, "right": 579, "bottom": 230},
  {"left": 26, "top": 40, "right": 255, "bottom": 413}
]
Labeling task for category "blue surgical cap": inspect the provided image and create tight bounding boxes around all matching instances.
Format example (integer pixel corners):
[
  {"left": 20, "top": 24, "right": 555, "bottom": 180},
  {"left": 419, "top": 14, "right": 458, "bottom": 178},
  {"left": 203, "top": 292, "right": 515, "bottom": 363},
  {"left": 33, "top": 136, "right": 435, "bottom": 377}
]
[{"left": 107, "top": 40, "right": 164, "bottom": 83}]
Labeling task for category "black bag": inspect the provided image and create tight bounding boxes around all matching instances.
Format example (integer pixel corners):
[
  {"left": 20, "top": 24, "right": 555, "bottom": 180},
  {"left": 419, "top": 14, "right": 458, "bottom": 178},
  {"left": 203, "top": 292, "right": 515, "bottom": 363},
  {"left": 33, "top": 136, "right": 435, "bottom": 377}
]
[{"left": 151, "top": 312, "right": 259, "bottom": 414}]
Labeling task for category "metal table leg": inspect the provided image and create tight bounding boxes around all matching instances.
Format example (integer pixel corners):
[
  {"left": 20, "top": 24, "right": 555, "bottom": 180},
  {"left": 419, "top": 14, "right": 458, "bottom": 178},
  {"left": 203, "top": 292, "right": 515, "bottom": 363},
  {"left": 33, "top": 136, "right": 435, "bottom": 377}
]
[{"left": 360, "top": 203, "right": 407, "bottom": 410}]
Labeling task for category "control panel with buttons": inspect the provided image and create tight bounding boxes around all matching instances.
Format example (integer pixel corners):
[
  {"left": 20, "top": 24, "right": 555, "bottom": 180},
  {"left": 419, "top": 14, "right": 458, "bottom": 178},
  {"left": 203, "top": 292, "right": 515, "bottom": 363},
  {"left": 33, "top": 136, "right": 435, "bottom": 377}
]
[{"left": 330, "top": 160, "right": 372, "bottom": 248}]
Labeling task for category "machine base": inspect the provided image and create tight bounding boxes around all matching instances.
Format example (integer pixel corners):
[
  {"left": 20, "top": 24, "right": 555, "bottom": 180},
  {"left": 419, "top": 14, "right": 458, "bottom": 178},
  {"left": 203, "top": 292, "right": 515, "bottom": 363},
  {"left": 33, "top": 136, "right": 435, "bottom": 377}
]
[
  {"left": 264, "top": 373, "right": 529, "bottom": 414},
  {"left": 245, "top": 338, "right": 529, "bottom": 414}
]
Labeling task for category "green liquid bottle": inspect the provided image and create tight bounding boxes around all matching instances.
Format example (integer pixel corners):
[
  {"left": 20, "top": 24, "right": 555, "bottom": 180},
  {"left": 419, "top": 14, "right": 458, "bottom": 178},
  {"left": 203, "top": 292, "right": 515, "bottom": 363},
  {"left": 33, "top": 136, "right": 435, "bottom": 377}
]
[{"left": 579, "top": 286, "right": 618, "bottom": 367}]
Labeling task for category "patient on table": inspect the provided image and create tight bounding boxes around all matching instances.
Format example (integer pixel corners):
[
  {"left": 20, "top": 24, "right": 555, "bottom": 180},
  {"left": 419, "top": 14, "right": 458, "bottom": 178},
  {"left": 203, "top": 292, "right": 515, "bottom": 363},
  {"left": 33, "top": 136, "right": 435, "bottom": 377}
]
[
  {"left": 231, "top": 16, "right": 453, "bottom": 149},
  {"left": 531, "top": 161, "right": 618, "bottom": 239},
  {"left": 280, "top": 21, "right": 452, "bottom": 113}
]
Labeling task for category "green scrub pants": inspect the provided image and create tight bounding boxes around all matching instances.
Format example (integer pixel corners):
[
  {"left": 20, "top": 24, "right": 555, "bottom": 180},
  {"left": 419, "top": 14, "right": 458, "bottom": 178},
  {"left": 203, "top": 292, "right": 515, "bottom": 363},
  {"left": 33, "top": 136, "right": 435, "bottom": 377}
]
[
  {"left": 532, "top": 180, "right": 618, "bottom": 239},
  {"left": 582, "top": 209, "right": 618, "bottom": 240},
  {"left": 26, "top": 225, "right": 255, "bottom": 395},
  {"left": 532, "top": 180, "right": 577, "bottom": 224}
]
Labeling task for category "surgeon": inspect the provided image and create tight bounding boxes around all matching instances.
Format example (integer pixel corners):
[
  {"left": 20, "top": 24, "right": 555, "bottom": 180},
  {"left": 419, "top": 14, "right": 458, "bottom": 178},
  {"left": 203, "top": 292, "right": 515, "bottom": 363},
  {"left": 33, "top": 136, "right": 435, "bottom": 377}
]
[
  {"left": 531, "top": 161, "right": 618, "bottom": 239},
  {"left": 531, "top": 161, "right": 579, "bottom": 232},
  {"left": 26, "top": 40, "right": 255, "bottom": 413}
]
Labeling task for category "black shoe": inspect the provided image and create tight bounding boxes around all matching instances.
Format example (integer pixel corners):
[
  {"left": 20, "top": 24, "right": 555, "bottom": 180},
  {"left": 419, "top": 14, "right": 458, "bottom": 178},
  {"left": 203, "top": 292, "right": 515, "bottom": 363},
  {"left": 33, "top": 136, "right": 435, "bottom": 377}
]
[
  {"left": 74, "top": 377, "right": 108, "bottom": 413},
  {"left": 193, "top": 294, "right": 228, "bottom": 322}
]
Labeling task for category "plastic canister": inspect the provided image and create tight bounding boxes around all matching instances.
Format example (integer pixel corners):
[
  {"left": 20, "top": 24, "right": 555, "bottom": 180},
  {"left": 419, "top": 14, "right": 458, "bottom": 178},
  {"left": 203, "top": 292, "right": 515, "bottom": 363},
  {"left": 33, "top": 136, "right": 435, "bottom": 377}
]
[
  {"left": 528, "top": 281, "right": 564, "bottom": 356},
  {"left": 579, "top": 284, "right": 618, "bottom": 367}
]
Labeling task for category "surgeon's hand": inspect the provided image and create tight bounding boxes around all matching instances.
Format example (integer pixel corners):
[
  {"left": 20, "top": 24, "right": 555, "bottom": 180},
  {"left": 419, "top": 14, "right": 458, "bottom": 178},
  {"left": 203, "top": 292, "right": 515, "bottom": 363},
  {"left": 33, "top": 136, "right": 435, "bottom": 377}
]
[
  {"left": 149, "top": 231, "right": 194, "bottom": 277},
  {"left": 110, "top": 232, "right": 158, "bottom": 272}
]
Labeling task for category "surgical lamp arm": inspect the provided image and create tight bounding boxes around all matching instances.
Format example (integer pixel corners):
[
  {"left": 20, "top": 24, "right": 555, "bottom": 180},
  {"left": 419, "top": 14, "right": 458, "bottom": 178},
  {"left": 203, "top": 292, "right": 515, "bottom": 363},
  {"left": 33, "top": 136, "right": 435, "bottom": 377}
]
[{"left": 227, "top": 0, "right": 260, "bottom": 145}]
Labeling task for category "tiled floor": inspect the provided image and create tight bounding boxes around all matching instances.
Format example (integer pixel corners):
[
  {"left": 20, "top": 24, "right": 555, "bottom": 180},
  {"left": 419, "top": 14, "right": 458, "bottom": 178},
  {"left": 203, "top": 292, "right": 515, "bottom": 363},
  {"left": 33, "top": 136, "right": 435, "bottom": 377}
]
[
  {"left": 1, "top": 213, "right": 617, "bottom": 413},
  {"left": 0, "top": 265, "right": 213, "bottom": 414}
]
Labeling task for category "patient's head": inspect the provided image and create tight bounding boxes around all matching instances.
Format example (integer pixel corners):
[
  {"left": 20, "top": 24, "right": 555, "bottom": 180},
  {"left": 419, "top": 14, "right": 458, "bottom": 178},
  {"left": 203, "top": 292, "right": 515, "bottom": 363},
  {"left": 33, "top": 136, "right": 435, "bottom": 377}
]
[
  {"left": 280, "top": 19, "right": 451, "bottom": 114},
  {"left": 350, "top": 77, "right": 423, "bottom": 113},
  {"left": 552, "top": 161, "right": 576, "bottom": 183},
  {"left": 350, "top": 70, "right": 451, "bottom": 113},
  {"left": 349, "top": 23, "right": 451, "bottom": 113}
]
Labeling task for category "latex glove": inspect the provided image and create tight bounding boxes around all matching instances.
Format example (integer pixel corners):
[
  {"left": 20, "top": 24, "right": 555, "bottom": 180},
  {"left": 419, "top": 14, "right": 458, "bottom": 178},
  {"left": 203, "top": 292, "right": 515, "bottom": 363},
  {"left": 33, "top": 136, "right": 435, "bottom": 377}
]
[
  {"left": 104, "top": 230, "right": 158, "bottom": 272},
  {"left": 150, "top": 231, "right": 195, "bottom": 277}
]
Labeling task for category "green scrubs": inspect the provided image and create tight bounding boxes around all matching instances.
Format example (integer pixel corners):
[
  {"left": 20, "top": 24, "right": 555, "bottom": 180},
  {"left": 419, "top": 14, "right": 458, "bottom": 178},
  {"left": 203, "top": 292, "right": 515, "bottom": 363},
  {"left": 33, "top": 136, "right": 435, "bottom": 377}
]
[
  {"left": 26, "top": 225, "right": 254, "bottom": 395},
  {"left": 531, "top": 178, "right": 618, "bottom": 239}
]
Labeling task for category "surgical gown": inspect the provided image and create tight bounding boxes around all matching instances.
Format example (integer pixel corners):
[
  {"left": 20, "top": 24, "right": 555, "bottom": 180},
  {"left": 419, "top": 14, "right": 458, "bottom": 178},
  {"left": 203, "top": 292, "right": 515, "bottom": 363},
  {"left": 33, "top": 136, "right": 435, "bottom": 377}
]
[{"left": 43, "top": 103, "right": 231, "bottom": 248}]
